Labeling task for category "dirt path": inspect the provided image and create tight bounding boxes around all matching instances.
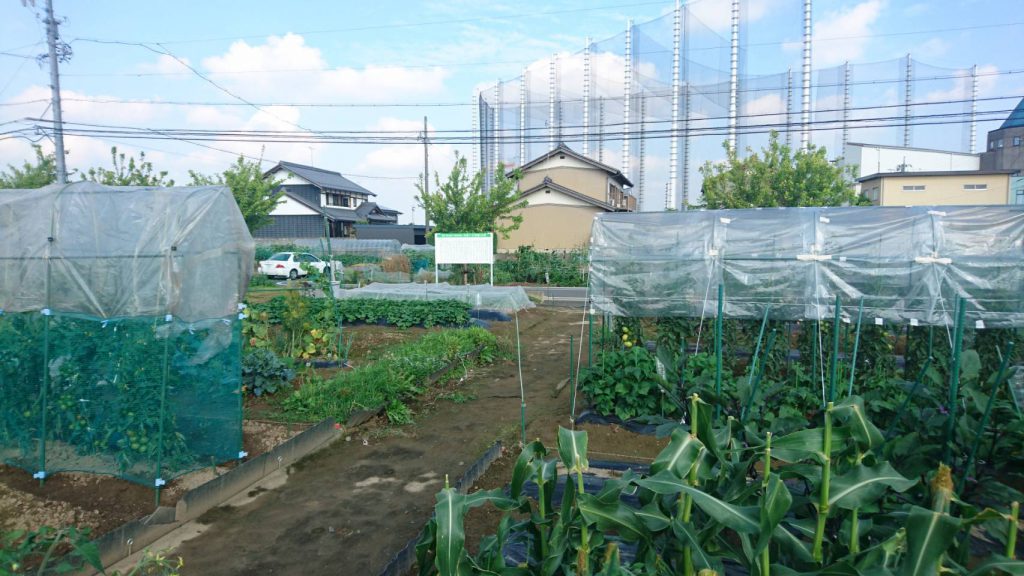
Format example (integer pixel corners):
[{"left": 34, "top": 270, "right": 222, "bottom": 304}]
[{"left": 173, "top": 307, "right": 595, "bottom": 575}]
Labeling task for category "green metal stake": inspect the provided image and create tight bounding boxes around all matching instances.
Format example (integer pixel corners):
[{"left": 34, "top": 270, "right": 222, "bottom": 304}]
[
  {"left": 515, "top": 311, "right": 527, "bottom": 446},
  {"left": 829, "top": 295, "right": 842, "bottom": 403},
  {"left": 959, "top": 341, "right": 1015, "bottom": 493},
  {"left": 943, "top": 297, "right": 967, "bottom": 465},
  {"left": 811, "top": 320, "right": 819, "bottom": 401},
  {"left": 38, "top": 312, "right": 51, "bottom": 487},
  {"left": 846, "top": 298, "right": 864, "bottom": 397},
  {"left": 747, "top": 307, "right": 771, "bottom": 395},
  {"left": 588, "top": 313, "right": 593, "bottom": 368},
  {"left": 714, "top": 284, "right": 724, "bottom": 420},
  {"left": 742, "top": 329, "right": 777, "bottom": 423},
  {"left": 154, "top": 326, "right": 171, "bottom": 507}
]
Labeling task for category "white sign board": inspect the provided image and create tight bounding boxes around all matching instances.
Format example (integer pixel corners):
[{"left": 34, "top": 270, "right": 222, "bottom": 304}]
[{"left": 434, "top": 233, "right": 494, "bottom": 284}]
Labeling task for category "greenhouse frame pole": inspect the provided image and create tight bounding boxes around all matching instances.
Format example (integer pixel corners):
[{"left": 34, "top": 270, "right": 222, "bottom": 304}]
[
  {"left": 942, "top": 297, "right": 967, "bottom": 465},
  {"left": 846, "top": 298, "right": 864, "bottom": 397},
  {"left": 828, "top": 295, "right": 842, "bottom": 403},
  {"left": 715, "top": 283, "right": 724, "bottom": 419}
]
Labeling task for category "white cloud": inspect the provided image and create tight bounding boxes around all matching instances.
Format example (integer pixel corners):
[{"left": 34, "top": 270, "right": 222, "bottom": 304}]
[
  {"left": 687, "top": 0, "right": 775, "bottom": 34},
  {"left": 810, "top": 0, "right": 885, "bottom": 67},
  {"left": 201, "top": 33, "right": 450, "bottom": 103},
  {"left": 138, "top": 54, "right": 192, "bottom": 76}
]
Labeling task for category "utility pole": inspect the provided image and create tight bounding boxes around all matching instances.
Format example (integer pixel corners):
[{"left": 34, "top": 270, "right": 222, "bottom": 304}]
[{"left": 44, "top": 0, "right": 68, "bottom": 183}]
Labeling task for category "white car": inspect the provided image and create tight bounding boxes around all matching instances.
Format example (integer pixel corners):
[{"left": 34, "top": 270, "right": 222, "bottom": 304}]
[{"left": 258, "top": 252, "right": 339, "bottom": 280}]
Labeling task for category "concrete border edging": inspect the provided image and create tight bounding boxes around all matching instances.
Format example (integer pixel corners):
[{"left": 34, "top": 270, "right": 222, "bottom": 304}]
[
  {"left": 378, "top": 440, "right": 504, "bottom": 576},
  {"left": 90, "top": 418, "right": 339, "bottom": 570}
]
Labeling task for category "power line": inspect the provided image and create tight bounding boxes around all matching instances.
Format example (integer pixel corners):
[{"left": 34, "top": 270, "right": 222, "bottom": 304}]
[
  {"left": 19, "top": 107, "right": 1014, "bottom": 147},
  {"left": 69, "top": 1, "right": 671, "bottom": 46}
]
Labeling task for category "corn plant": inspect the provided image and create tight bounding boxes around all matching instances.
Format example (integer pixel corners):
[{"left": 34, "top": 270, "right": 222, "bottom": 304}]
[{"left": 417, "top": 402, "right": 1024, "bottom": 575}]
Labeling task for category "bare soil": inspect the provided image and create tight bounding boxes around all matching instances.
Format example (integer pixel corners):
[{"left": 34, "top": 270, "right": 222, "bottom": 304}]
[{"left": 171, "top": 307, "right": 667, "bottom": 576}]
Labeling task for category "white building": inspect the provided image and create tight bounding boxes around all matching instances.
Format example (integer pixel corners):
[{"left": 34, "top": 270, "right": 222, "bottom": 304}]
[{"left": 842, "top": 142, "right": 980, "bottom": 179}]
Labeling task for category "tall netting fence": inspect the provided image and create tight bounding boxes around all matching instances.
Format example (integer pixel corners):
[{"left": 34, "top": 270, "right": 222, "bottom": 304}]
[
  {"left": 0, "top": 183, "right": 253, "bottom": 489},
  {"left": 478, "top": 5, "right": 995, "bottom": 206}
]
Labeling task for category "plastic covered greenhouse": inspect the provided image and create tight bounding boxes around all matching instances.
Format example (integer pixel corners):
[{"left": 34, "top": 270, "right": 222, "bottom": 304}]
[
  {"left": 589, "top": 206, "right": 1024, "bottom": 327},
  {"left": 0, "top": 183, "right": 254, "bottom": 488}
]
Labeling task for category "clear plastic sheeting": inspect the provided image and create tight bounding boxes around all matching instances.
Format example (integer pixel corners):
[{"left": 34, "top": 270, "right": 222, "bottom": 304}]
[
  {"left": 0, "top": 182, "right": 252, "bottom": 488},
  {"left": 0, "top": 182, "right": 254, "bottom": 321},
  {"left": 401, "top": 244, "right": 435, "bottom": 252},
  {"left": 334, "top": 282, "right": 535, "bottom": 312},
  {"left": 282, "top": 238, "right": 401, "bottom": 256},
  {"left": 589, "top": 206, "right": 1024, "bottom": 327}
]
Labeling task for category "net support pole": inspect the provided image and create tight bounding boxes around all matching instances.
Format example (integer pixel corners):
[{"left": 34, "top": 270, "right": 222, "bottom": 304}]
[
  {"left": 471, "top": 91, "right": 479, "bottom": 175},
  {"left": 727, "top": 0, "right": 739, "bottom": 151},
  {"left": 494, "top": 81, "right": 502, "bottom": 169},
  {"left": 714, "top": 283, "right": 724, "bottom": 420},
  {"left": 959, "top": 341, "right": 1015, "bottom": 493},
  {"left": 681, "top": 5, "right": 690, "bottom": 209},
  {"left": 801, "top": 0, "right": 812, "bottom": 150},
  {"left": 582, "top": 38, "right": 591, "bottom": 156},
  {"left": 846, "top": 298, "right": 864, "bottom": 397},
  {"left": 842, "top": 61, "right": 851, "bottom": 151},
  {"left": 622, "top": 19, "right": 633, "bottom": 183},
  {"left": 669, "top": 0, "right": 681, "bottom": 210},
  {"left": 548, "top": 55, "right": 557, "bottom": 151},
  {"left": 942, "top": 296, "right": 967, "bottom": 465},
  {"left": 904, "top": 54, "right": 913, "bottom": 148},
  {"left": 970, "top": 64, "right": 978, "bottom": 154},
  {"left": 828, "top": 295, "right": 842, "bottom": 403}
]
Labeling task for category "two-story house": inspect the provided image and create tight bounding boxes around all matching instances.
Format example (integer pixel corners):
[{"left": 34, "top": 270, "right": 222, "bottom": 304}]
[
  {"left": 254, "top": 161, "right": 400, "bottom": 239},
  {"left": 498, "top": 144, "right": 635, "bottom": 252}
]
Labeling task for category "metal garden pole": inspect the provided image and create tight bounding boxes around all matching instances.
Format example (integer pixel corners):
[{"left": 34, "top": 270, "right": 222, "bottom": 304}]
[
  {"left": 515, "top": 311, "right": 526, "bottom": 447},
  {"left": 959, "top": 341, "right": 1015, "bottom": 492},
  {"left": 588, "top": 312, "right": 593, "bottom": 368},
  {"left": 715, "top": 283, "right": 723, "bottom": 419},
  {"left": 829, "top": 295, "right": 842, "bottom": 403},
  {"left": 847, "top": 298, "right": 864, "bottom": 397},
  {"left": 943, "top": 296, "right": 967, "bottom": 465},
  {"left": 742, "top": 329, "right": 777, "bottom": 422}
]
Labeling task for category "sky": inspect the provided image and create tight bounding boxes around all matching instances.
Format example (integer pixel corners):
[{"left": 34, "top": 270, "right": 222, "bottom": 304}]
[{"left": 1, "top": 0, "right": 1022, "bottom": 220}]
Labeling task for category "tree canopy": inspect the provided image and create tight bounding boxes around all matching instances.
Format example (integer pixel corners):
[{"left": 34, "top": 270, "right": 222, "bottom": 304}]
[
  {"left": 0, "top": 145, "right": 56, "bottom": 189},
  {"left": 81, "top": 147, "right": 174, "bottom": 187},
  {"left": 416, "top": 153, "right": 527, "bottom": 239},
  {"left": 189, "top": 156, "right": 283, "bottom": 232},
  {"left": 699, "top": 132, "right": 861, "bottom": 209}
]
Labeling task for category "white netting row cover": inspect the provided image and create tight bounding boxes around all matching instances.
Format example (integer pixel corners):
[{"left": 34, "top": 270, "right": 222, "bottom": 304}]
[
  {"left": 589, "top": 206, "right": 1024, "bottom": 327},
  {"left": 0, "top": 183, "right": 254, "bottom": 322},
  {"left": 334, "top": 282, "right": 535, "bottom": 312}
]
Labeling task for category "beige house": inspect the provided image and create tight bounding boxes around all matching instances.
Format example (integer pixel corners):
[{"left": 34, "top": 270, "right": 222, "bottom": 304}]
[
  {"left": 858, "top": 170, "right": 1018, "bottom": 206},
  {"left": 499, "top": 145, "right": 635, "bottom": 252}
]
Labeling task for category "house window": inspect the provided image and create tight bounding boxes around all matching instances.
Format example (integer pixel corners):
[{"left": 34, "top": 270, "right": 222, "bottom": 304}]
[
  {"left": 902, "top": 184, "right": 926, "bottom": 192},
  {"left": 1014, "top": 136, "right": 1022, "bottom": 147},
  {"left": 865, "top": 186, "right": 880, "bottom": 203},
  {"left": 996, "top": 139, "right": 1004, "bottom": 148},
  {"left": 990, "top": 140, "right": 995, "bottom": 150},
  {"left": 963, "top": 184, "right": 988, "bottom": 190}
]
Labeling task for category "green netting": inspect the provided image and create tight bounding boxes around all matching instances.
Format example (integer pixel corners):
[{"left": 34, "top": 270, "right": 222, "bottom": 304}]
[{"left": 0, "top": 311, "right": 242, "bottom": 486}]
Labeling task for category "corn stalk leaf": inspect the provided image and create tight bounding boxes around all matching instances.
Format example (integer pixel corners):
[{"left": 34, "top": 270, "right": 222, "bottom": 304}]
[
  {"left": 671, "top": 518, "right": 723, "bottom": 572},
  {"left": 433, "top": 487, "right": 471, "bottom": 576},
  {"left": 967, "top": 556, "right": 1024, "bottom": 576},
  {"left": 577, "top": 492, "right": 648, "bottom": 542},
  {"left": 557, "top": 426, "right": 588, "bottom": 473},
  {"left": 828, "top": 462, "right": 916, "bottom": 510},
  {"left": 510, "top": 440, "right": 546, "bottom": 499},
  {"left": 635, "top": 501, "right": 671, "bottom": 532},
  {"left": 757, "top": 474, "right": 793, "bottom": 553},
  {"left": 900, "top": 506, "right": 960, "bottom": 576},
  {"left": 634, "top": 469, "right": 690, "bottom": 495},
  {"left": 650, "top": 427, "right": 704, "bottom": 478},
  {"left": 679, "top": 485, "right": 761, "bottom": 534},
  {"left": 833, "top": 396, "right": 884, "bottom": 450}
]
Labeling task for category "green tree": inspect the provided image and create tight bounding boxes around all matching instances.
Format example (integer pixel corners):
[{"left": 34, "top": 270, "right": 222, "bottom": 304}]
[
  {"left": 81, "top": 146, "right": 174, "bottom": 186},
  {"left": 189, "top": 156, "right": 283, "bottom": 232},
  {"left": 0, "top": 145, "right": 57, "bottom": 188},
  {"left": 416, "top": 152, "right": 527, "bottom": 239},
  {"left": 699, "top": 132, "right": 861, "bottom": 208}
]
